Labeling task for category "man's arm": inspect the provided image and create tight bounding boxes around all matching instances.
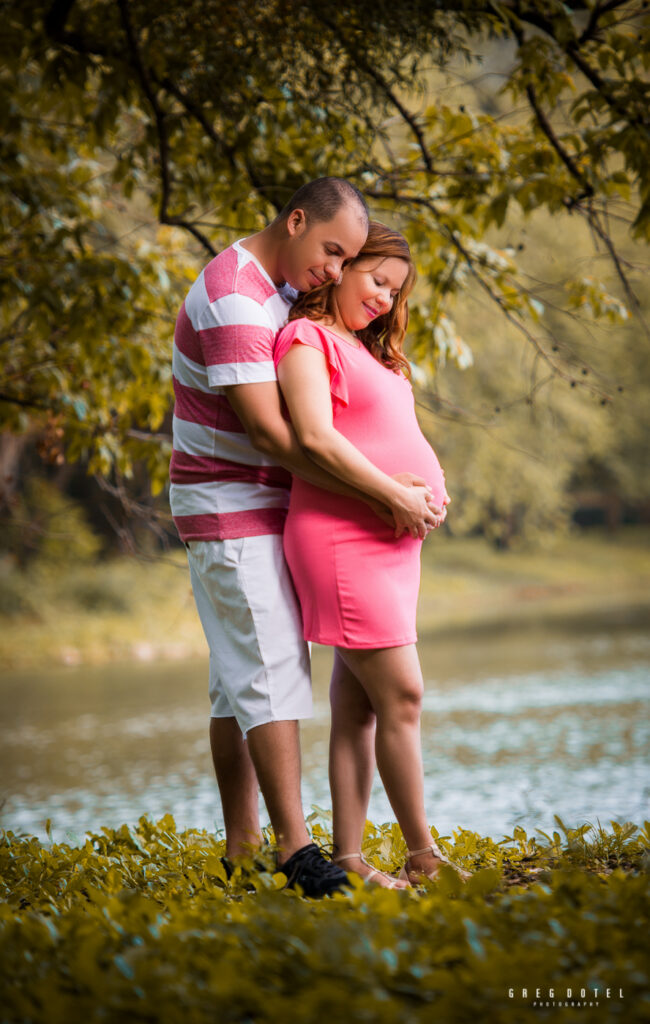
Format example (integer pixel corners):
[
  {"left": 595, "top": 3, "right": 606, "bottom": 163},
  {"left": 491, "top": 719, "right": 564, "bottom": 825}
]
[
  {"left": 226, "top": 380, "right": 378, "bottom": 497},
  {"left": 227, "top": 369, "right": 439, "bottom": 539}
]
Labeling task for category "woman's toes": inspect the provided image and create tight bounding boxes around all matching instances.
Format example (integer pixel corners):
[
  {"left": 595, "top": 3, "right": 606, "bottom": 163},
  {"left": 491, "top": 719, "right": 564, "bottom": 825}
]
[
  {"left": 349, "top": 857, "right": 404, "bottom": 888},
  {"left": 408, "top": 854, "right": 444, "bottom": 879}
]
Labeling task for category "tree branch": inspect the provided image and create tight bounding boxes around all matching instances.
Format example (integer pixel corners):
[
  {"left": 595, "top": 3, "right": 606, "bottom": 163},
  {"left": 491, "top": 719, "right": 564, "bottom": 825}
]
[
  {"left": 44, "top": 0, "right": 84, "bottom": 48},
  {"left": 126, "top": 429, "right": 172, "bottom": 444},
  {"left": 565, "top": 42, "right": 649, "bottom": 130},
  {"left": 43, "top": 3, "right": 280, "bottom": 226},
  {"left": 158, "top": 74, "right": 284, "bottom": 215},
  {"left": 94, "top": 473, "right": 175, "bottom": 552},
  {"left": 313, "top": 9, "right": 435, "bottom": 174},
  {"left": 501, "top": 1, "right": 649, "bottom": 130},
  {"left": 359, "top": 67, "right": 435, "bottom": 176},
  {"left": 366, "top": 186, "right": 612, "bottom": 398},
  {"left": 116, "top": 0, "right": 216, "bottom": 255},
  {"left": 581, "top": 203, "right": 649, "bottom": 338},
  {"left": 519, "top": 61, "right": 594, "bottom": 196},
  {"left": 0, "top": 393, "right": 48, "bottom": 411},
  {"left": 578, "top": 0, "right": 631, "bottom": 45},
  {"left": 158, "top": 75, "right": 238, "bottom": 173}
]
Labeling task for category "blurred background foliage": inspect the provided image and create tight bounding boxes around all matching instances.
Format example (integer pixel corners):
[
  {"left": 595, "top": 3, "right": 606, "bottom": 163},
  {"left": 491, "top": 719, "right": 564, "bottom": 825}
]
[{"left": 2, "top": 0, "right": 650, "bottom": 561}]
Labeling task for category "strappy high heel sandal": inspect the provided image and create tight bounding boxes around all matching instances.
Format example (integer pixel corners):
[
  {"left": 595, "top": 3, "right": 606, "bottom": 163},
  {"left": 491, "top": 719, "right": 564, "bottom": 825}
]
[
  {"left": 399, "top": 842, "right": 471, "bottom": 884},
  {"left": 334, "top": 852, "right": 404, "bottom": 889}
]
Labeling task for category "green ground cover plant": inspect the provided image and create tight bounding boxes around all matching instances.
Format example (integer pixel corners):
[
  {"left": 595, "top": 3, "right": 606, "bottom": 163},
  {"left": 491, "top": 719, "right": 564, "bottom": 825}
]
[{"left": 1, "top": 815, "right": 648, "bottom": 1023}]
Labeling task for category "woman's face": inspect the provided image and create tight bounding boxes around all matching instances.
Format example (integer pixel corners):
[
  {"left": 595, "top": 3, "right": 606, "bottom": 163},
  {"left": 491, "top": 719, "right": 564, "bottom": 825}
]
[{"left": 333, "top": 256, "right": 409, "bottom": 332}]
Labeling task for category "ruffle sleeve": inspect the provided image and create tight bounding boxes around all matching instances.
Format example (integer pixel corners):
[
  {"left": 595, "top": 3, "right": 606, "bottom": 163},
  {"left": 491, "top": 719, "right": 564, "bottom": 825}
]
[{"left": 273, "top": 319, "right": 349, "bottom": 407}]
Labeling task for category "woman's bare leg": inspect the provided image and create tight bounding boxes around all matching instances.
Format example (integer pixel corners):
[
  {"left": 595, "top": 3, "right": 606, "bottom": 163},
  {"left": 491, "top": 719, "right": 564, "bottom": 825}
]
[
  {"left": 336, "top": 644, "right": 445, "bottom": 879},
  {"left": 330, "top": 650, "right": 376, "bottom": 855},
  {"left": 329, "top": 650, "right": 408, "bottom": 887}
]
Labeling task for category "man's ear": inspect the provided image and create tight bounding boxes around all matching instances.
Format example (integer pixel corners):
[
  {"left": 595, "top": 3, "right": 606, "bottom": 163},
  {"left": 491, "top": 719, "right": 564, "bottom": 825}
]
[{"left": 286, "top": 208, "right": 307, "bottom": 238}]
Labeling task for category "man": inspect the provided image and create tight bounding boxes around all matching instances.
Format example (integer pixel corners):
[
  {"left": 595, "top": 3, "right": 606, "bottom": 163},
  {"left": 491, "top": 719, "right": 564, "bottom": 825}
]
[{"left": 169, "top": 177, "right": 437, "bottom": 897}]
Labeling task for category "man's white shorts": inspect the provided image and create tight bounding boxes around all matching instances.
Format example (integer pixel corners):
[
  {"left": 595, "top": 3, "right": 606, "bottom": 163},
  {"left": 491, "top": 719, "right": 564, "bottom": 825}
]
[{"left": 186, "top": 535, "right": 312, "bottom": 736}]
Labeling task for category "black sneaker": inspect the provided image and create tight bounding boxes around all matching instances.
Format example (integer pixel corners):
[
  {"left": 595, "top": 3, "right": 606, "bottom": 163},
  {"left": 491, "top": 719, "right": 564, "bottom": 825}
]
[
  {"left": 278, "top": 843, "right": 350, "bottom": 898},
  {"left": 220, "top": 855, "right": 236, "bottom": 880},
  {"left": 220, "top": 844, "right": 275, "bottom": 883}
]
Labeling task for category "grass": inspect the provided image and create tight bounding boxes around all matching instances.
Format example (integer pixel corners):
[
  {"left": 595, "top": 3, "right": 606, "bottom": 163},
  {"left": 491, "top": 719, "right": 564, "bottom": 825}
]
[
  {"left": 0, "top": 527, "right": 649, "bottom": 669},
  {"left": 1, "top": 815, "right": 648, "bottom": 1023}
]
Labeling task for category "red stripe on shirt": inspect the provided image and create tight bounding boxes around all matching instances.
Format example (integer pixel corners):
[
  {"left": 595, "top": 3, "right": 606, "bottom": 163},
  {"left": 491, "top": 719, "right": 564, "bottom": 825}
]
[
  {"left": 174, "top": 302, "right": 204, "bottom": 365},
  {"left": 236, "top": 259, "right": 276, "bottom": 303},
  {"left": 173, "top": 507, "right": 287, "bottom": 541},
  {"left": 199, "top": 323, "right": 275, "bottom": 367},
  {"left": 173, "top": 378, "right": 247, "bottom": 432},
  {"left": 169, "top": 450, "right": 291, "bottom": 488},
  {"left": 170, "top": 243, "right": 293, "bottom": 544},
  {"left": 203, "top": 249, "right": 276, "bottom": 305},
  {"left": 202, "top": 247, "right": 239, "bottom": 302}
]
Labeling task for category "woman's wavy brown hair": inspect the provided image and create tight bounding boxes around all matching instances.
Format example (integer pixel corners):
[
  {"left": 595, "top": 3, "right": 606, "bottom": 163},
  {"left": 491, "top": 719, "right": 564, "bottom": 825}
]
[{"left": 287, "top": 220, "right": 415, "bottom": 376}]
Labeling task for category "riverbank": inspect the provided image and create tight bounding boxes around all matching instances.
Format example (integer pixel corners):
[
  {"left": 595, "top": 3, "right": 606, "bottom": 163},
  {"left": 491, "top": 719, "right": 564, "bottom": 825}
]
[
  {"left": 1, "top": 528, "right": 648, "bottom": 669},
  {"left": 417, "top": 525, "right": 650, "bottom": 637}
]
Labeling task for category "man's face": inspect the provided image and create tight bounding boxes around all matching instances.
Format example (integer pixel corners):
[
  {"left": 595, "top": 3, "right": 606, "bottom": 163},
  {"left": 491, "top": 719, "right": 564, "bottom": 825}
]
[{"left": 282, "top": 204, "right": 368, "bottom": 292}]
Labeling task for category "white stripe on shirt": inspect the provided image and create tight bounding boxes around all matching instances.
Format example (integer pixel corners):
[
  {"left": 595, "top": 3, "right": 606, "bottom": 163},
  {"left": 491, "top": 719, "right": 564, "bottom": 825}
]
[
  {"left": 169, "top": 479, "right": 290, "bottom": 516},
  {"left": 183, "top": 269, "right": 210, "bottom": 330},
  {"left": 207, "top": 360, "right": 277, "bottom": 387},
  {"left": 263, "top": 290, "right": 294, "bottom": 327},
  {"left": 172, "top": 345, "right": 215, "bottom": 394},
  {"left": 198, "top": 293, "right": 274, "bottom": 332},
  {"left": 172, "top": 416, "right": 276, "bottom": 467}
]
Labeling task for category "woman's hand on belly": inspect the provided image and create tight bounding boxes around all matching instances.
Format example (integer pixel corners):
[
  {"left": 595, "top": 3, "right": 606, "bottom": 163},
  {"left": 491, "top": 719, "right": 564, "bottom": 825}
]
[
  {"left": 389, "top": 483, "right": 443, "bottom": 539},
  {"left": 390, "top": 472, "right": 444, "bottom": 538},
  {"left": 424, "top": 490, "right": 451, "bottom": 534},
  {"left": 365, "top": 473, "right": 436, "bottom": 532}
]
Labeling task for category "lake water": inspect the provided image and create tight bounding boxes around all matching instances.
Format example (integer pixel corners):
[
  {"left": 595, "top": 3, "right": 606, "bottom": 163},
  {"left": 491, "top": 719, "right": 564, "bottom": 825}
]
[{"left": 1, "top": 625, "right": 648, "bottom": 844}]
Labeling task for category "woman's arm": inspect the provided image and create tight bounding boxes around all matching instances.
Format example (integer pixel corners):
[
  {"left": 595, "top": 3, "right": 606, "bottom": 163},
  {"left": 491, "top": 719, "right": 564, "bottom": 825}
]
[
  {"left": 226, "top": 382, "right": 436, "bottom": 533},
  {"left": 276, "top": 343, "right": 438, "bottom": 538}
]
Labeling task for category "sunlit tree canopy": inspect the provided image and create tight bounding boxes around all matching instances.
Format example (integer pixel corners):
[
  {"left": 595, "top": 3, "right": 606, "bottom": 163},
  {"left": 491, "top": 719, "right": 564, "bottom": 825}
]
[{"left": 2, "top": 0, "right": 649, "bottom": 540}]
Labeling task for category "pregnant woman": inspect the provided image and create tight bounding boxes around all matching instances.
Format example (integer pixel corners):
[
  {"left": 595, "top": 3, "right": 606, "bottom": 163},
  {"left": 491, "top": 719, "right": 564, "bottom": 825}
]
[{"left": 274, "top": 222, "right": 469, "bottom": 887}]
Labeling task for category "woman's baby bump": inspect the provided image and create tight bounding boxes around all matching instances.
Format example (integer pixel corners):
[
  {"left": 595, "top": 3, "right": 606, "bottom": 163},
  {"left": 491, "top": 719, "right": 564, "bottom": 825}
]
[{"left": 336, "top": 410, "right": 447, "bottom": 508}]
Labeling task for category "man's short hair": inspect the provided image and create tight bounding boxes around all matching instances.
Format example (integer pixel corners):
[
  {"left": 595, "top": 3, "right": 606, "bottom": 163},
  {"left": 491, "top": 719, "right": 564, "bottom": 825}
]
[{"left": 279, "top": 177, "right": 368, "bottom": 226}]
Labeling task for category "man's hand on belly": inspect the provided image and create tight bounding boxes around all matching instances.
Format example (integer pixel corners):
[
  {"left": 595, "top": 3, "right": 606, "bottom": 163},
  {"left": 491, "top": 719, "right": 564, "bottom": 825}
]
[{"left": 366, "top": 498, "right": 395, "bottom": 528}]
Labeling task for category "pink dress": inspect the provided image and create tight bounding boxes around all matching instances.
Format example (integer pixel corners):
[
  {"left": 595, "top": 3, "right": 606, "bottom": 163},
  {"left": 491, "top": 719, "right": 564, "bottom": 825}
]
[{"left": 273, "top": 318, "right": 447, "bottom": 649}]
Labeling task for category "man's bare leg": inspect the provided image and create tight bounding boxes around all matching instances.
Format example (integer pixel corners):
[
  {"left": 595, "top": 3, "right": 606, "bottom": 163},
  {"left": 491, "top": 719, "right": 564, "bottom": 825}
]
[
  {"left": 245, "top": 719, "right": 310, "bottom": 862},
  {"left": 210, "top": 717, "right": 262, "bottom": 858}
]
